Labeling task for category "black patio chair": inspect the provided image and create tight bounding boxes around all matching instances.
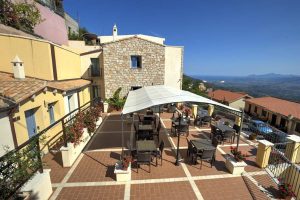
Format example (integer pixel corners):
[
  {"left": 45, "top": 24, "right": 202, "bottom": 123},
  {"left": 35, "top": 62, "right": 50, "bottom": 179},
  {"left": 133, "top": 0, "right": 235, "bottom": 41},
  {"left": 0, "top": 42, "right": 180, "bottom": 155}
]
[
  {"left": 222, "top": 130, "right": 235, "bottom": 144},
  {"left": 152, "top": 141, "right": 165, "bottom": 166},
  {"left": 176, "top": 124, "right": 189, "bottom": 137},
  {"left": 186, "top": 139, "right": 197, "bottom": 163},
  {"left": 136, "top": 152, "right": 152, "bottom": 173},
  {"left": 152, "top": 121, "right": 161, "bottom": 142},
  {"left": 201, "top": 116, "right": 211, "bottom": 127},
  {"left": 146, "top": 110, "right": 153, "bottom": 115},
  {"left": 212, "top": 135, "right": 222, "bottom": 147},
  {"left": 196, "top": 148, "right": 216, "bottom": 169}
]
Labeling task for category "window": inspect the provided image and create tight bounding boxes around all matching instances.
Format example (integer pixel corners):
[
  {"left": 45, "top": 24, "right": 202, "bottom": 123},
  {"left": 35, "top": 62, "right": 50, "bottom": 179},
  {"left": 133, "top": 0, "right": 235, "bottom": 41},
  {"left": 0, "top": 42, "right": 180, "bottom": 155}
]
[
  {"left": 131, "top": 56, "right": 142, "bottom": 68},
  {"left": 262, "top": 110, "right": 267, "bottom": 117},
  {"left": 48, "top": 103, "right": 55, "bottom": 124},
  {"left": 91, "top": 58, "right": 100, "bottom": 77},
  {"left": 295, "top": 123, "right": 300, "bottom": 133},
  {"left": 254, "top": 106, "right": 257, "bottom": 113},
  {"left": 92, "top": 86, "right": 99, "bottom": 99},
  {"left": 131, "top": 86, "right": 142, "bottom": 91}
]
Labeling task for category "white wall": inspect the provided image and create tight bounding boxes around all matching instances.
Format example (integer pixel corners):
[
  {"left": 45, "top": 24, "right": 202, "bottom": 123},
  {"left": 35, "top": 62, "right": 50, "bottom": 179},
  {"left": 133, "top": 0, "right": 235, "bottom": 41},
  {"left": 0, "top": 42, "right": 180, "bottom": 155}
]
[
  {"left": 164, "top": 46, "right": 183, "bottom": 89},
  {"left": 229, "top": 98, "right": 246, "bottom": 111},
  {"left": 0, "top": 112, "right": 15, "bottom": 156}
]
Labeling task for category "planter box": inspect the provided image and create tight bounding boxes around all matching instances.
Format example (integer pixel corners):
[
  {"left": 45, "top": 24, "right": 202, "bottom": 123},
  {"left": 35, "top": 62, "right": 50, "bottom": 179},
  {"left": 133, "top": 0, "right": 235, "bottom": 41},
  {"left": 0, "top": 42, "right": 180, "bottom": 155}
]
[
  {"left": 225, "top": 154, "right": 247, "bottom": 175},
  {"left": 60, "top": 131, "right": 91, "bottom": 167},
  {"left": 114, "top": 161, "right": 131, "bottom": 182},
  {"left": 19, "top": 169, "right": 52, "bottom": 200},
  {"left": 96, "top": 117, "right": 103, "bottom": 127},
  {"left": 103, "top": 102, "right": 109, "bottom": 113}
]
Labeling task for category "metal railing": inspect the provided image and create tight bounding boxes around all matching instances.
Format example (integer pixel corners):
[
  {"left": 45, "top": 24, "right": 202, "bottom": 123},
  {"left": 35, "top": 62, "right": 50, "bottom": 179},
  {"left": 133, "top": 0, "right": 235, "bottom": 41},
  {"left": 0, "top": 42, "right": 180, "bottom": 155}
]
[
  {"left": 266, "top": 144, "right": 300, "bottom": 199},
  {"left": 0, "top": 98, "right": 102, "bottom": 199}
]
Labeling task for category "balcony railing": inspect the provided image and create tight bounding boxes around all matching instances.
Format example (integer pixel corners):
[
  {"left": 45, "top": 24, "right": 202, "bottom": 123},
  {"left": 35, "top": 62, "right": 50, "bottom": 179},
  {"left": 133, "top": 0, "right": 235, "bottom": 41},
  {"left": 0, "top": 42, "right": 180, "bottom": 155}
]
[
  {"left": 0, "top": 98, "right": 102, "bottom": 199},
  {"left": 35, "top": 0, "right": 65, "bottom": 17}
]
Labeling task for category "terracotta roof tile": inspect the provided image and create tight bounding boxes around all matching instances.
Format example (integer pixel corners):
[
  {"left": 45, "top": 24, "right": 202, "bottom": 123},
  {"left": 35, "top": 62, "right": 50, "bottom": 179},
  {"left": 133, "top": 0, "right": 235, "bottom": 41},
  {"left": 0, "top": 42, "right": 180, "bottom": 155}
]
[
  {"left": 245, "top": 97, "right": 300, "bottom": 120},
  {"left": 0, "top": 72, "right": 46, "bottom": 104},
  {"left": 208, "top": 90, "right": 251, "bottom": 103},
  {"left": 47, "top": 79, "right": 91, "bottom": 91}
]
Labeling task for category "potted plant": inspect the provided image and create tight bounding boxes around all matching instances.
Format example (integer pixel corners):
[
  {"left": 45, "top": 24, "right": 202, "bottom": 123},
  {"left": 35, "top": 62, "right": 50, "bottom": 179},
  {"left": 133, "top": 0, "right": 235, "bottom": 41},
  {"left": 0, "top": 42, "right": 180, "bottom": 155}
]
[
  {"left": 224, "top": 121, "right": 230, "bottom": 126},
  {"left": 114, "top": 155, "right": 132, "bottom": 182},
  {"left": 122, "top": 155, "right": 132, "bottom": 170},
  {"left": 225, "top": 146, "right": 248, "bottom": 175},
  {"left": 184, "top": 108, "right": 191, "bottom": 118},
  {"left": 66, "top": 112, "right": 85, "bottom": 147},
  {"left": 278, "top": 179, "right": 296, "bottom": 200},
  {"left": 230, "top": 146, "right": 247, "bottom": 162},
  {"left": 106, "top": 87, "right": 126, "bottom": 111},
  {"left": 91, "top": 104, "right": 102, "bottom": 126},
  {"left": 83, "top": 110, "right": 96, "bottom": 135},
  {"left": 249, "top": 133, "right": 257, "bottom": 140}
]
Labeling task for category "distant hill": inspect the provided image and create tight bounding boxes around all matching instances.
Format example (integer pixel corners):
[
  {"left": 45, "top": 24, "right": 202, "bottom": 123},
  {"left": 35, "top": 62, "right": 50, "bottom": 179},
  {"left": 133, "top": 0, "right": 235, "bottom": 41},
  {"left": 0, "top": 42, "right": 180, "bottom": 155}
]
[{"left": 189, "top": 74, "right": 300, "bottom": 103}]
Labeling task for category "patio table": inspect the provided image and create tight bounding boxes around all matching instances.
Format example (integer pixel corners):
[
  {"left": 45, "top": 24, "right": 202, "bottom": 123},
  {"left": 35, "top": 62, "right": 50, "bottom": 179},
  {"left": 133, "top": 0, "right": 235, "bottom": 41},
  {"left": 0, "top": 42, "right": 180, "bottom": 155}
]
[
  {"left": 215, "top": 124, "right": 235, "bottom": 134},
  {"left": 136, "top": 140, "right": 157, "bottom": 152},
  {"left": 190, "top": 139, "right": 215, "bottom": 153}
]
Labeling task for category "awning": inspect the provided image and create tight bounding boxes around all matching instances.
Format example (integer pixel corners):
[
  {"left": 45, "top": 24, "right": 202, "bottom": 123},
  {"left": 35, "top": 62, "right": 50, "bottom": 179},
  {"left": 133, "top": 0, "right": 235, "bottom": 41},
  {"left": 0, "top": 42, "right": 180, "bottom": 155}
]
[{"left": 122, "top": 85, "right": 241, "bottom": 114}]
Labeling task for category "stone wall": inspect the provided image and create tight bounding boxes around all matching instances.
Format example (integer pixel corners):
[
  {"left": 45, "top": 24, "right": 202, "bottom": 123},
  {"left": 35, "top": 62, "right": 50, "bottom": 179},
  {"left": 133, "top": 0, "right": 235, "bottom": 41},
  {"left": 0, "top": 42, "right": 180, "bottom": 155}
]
[{"left": 102, "top": 37, "right": 165, "bottom": 98}]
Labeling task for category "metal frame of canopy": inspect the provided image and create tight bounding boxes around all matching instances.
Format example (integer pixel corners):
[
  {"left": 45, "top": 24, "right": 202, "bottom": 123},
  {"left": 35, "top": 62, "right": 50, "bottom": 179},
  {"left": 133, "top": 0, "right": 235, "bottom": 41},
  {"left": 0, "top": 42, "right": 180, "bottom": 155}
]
[{"left": 120, "top": 85, "right": 243, "bottom": 166}]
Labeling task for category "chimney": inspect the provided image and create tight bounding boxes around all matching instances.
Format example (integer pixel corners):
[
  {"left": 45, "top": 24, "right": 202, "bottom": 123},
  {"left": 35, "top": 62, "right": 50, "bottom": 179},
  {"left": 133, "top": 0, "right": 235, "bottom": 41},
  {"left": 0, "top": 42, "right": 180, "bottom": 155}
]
[
  {"left": 113, "top": 24, "right": 118, "bottom": 41},
  {"left": 12, "top": 55, "right": 25, "bottom": 79}
]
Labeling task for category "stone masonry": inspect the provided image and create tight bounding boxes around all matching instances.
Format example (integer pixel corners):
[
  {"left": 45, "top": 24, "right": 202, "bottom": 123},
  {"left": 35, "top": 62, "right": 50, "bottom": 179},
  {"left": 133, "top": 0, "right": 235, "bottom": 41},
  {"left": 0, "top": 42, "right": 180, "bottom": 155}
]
[{"left": 102, "top": 36, "right": 165, "bottom": 98}]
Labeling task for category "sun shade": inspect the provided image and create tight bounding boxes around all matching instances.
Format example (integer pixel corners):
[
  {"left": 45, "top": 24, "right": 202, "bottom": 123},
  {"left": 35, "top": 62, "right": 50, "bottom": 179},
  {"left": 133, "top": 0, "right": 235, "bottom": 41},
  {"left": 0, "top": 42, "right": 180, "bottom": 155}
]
[{"left": 122, "top": 85, "right": 241, "bottom": 114}]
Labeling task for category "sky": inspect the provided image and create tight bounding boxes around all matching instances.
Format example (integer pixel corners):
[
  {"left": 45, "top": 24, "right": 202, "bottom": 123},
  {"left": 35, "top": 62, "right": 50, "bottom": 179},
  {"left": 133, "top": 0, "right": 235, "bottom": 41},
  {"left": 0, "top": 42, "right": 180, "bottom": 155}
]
[{"left": 64, "top": 0, "right": 300, "bottom": 76}]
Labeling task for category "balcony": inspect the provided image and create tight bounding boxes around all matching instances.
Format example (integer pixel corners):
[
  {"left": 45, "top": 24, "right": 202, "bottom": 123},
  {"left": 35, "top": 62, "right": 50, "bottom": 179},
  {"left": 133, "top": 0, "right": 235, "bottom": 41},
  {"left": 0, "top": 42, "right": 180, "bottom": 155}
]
[{"left": 36, "top": 0, "right": 65, "bottom": 17}]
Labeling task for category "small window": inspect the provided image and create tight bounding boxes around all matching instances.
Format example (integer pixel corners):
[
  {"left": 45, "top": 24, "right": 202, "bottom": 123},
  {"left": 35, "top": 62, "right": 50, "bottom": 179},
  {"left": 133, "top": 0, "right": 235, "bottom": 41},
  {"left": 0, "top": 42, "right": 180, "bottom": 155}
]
[
  {"left": 254, "top": 106, "right": 257, "bottom": 113},
  {"left": 295, "top": 123, "right": 300, "bottom": 133},
  {"left": 131, "top": 56, "right": 142, "bottom": 68},
  {"left": 262, "top": 110, "right": 267, "bottom": 117},
  {"left": 91, "top": 58, "right": 100, "bottom": 77},
  {"left": 48, "top": 103, "right": 55, "bottom": 124}
]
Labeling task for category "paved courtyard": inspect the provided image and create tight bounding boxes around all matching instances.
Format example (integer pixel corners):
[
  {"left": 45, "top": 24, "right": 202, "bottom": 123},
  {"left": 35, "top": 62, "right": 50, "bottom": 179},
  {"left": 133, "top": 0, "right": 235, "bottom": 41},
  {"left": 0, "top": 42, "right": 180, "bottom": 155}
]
[{"left": 43, "top": 112, "right": 283, "bottom": 200}]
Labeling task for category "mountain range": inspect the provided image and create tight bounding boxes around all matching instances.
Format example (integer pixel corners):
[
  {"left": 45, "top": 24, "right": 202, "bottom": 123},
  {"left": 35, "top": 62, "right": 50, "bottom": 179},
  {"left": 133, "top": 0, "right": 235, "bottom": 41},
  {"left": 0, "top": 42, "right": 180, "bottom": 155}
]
[{"left": 189, "top": 73, "right": 300, "bottom": 103}]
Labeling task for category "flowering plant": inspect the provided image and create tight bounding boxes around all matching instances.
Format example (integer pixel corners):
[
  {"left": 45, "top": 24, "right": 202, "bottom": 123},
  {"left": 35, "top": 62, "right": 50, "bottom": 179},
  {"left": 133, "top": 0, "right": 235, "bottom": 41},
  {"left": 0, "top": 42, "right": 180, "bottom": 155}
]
[
  {"left": 122, "top": 156, "right": 132, "bottom": 170},
  {"left": 278, "top": 178, "right": 295, "bottom": 198},
  {"left": 83, "top": 110, "right": 96, "bottom": 134},
  {"left": 91, "top": 104, "right": 102, "bottom": 119},
  {"left": 184, "top": 108, "right": 191, "bottom": 117},
  {"left": 230, "top": 146, "right": 247, "bottom": 162},
  {"left": 66, "top": 112, "right": 84, "bottom": 146}
]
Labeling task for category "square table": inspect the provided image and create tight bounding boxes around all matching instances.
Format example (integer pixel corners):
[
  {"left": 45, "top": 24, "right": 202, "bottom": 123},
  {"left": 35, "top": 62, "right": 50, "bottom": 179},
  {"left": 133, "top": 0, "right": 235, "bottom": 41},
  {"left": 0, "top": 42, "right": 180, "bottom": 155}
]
[
  {"left": 190, "top": 139, "right": 215, "bottom": 153},
  {"left": 136, "top": 140, "right": 157, "bottom": 152}
]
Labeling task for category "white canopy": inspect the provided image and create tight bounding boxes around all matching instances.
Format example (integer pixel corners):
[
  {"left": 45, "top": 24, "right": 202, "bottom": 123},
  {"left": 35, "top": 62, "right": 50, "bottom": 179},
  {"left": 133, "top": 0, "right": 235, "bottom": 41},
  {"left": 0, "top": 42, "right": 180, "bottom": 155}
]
[{"left": 122, "top": 85, "right": 241, "bottom": 114}]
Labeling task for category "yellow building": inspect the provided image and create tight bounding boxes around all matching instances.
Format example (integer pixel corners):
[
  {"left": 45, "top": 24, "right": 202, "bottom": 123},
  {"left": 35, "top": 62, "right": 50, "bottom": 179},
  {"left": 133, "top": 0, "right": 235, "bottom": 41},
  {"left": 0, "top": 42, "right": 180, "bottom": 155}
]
[{"left": 0, "top": 34, "right": 91, "bottom": 155}]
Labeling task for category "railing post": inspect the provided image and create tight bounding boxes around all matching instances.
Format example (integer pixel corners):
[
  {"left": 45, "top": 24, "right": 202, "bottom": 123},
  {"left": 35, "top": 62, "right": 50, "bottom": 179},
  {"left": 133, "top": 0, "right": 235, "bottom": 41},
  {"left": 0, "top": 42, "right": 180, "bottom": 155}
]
[
  {"left": 62, "top": 120, "right": 68, "bottom": 147},
  {"left": 256, "top": 140, "right": 274, "bottom": 168},
  {"left": 36, "top": 138, "right": 43, "bottom": 173},
  {"left": 285, "top": 135, "right": 300, "bottom": 164}
]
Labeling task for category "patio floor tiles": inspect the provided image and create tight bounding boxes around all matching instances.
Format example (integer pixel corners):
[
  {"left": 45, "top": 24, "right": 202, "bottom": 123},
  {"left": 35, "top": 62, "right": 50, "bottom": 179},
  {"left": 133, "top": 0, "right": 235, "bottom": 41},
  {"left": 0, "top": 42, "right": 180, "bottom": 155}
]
[
  {"left": 159, "top": 112, "right": 174, "bottom": 120},
  {"left": 67, "top": 151, "right": 120, "bottom": 183},
  {"left": 86, "top": 130, "right": 132, "bottom": 150},
  {"left": 221, "top": 146, "right": 262, "bottom": 172},
  {"left": 180, "top": 149, "right": 229, "bottom": 176},
  {"left": 131, "top": 149, "right": 186, "bottom": 180},
  {"left": 195, "top": 177, "right": 253, "bottom": 200},
  {"left": 100, "top": 120, "right": 132, "bottom": 132},
  {"left": 252, "top": 174, "right": 283, "bottom": 199},
  {"left": 43, "top": 152, "right": 70, "bottom": 183},
  {"left": 130, "top": 181, "right": 197, "bottom": 200},
  {"left": 56, "top": 185, "right": 124, "bottom": 200}
]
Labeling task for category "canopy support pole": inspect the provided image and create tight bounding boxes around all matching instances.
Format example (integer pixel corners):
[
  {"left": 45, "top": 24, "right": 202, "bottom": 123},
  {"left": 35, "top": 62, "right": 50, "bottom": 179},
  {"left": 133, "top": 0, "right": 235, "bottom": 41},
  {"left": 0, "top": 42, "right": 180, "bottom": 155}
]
[
  {"left": 236, "top": 111, "right": 244, "bottom": 152},
  {"left": 175, "top": 114, "right": 181, "bottom": 166}
]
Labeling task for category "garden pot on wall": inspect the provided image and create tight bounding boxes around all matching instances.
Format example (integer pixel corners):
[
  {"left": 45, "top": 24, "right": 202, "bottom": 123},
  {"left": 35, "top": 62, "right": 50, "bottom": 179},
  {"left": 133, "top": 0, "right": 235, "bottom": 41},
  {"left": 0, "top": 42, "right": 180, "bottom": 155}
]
[
  {"left": 96, "top": 117, "right": 103, "bottom": 127},
  {"left": 103, "top": 102, "right": 109, "bottom": 113},
  {"left": 225, "top": 154, "right": 247, "bottom": 175}
]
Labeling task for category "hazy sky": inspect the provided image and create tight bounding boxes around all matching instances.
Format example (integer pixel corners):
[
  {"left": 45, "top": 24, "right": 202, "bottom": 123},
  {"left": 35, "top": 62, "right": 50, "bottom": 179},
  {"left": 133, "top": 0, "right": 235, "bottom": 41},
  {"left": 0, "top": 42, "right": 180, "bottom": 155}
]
[{"left": 65, "top": 0, "right": 300, "bottom": 76}]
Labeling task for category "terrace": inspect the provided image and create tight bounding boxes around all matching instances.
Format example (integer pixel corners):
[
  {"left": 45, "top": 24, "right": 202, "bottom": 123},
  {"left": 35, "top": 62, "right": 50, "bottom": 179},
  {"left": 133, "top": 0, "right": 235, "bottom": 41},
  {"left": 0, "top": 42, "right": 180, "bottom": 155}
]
[{"left": 43, "top": 110, "right": 282, "bottom": 200}]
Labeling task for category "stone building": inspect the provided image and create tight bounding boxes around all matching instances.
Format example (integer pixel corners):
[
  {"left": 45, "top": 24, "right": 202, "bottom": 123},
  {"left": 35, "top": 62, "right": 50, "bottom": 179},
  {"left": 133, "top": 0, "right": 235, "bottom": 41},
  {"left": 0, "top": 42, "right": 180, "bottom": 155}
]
[{"left": 68, "top": 25, "right": 184, "bottom": 99}]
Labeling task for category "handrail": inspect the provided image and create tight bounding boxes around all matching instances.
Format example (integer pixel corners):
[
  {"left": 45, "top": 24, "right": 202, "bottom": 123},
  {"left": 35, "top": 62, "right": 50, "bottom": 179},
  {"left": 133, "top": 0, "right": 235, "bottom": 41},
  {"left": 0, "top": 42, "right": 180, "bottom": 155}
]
[{"left": 0, "top": 97, "right": 101, "bottom": 160}]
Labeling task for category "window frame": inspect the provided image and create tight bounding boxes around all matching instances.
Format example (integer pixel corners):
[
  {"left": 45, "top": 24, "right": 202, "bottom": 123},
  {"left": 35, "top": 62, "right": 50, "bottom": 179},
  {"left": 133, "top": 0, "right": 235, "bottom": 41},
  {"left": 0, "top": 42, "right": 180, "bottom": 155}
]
[
  {"left": 90, "top": 58, "right": 101, "bottom": 77},
  {"left": 130, "top": 55, "right": 142, "bottom": 69},
  {"left": 48, "top": 102, "right": 55, "bottom": 125}
]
